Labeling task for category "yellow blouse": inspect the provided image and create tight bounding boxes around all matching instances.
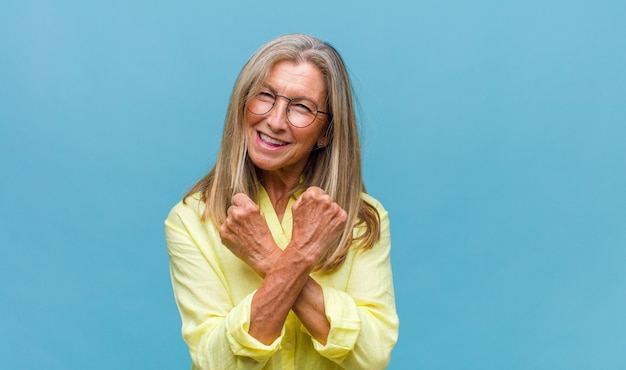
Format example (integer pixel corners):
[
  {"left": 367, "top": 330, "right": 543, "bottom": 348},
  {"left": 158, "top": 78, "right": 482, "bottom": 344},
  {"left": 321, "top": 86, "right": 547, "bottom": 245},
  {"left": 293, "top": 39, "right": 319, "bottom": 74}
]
[{"left": 165, "top": 188, "right": 398, "bottom": 369}]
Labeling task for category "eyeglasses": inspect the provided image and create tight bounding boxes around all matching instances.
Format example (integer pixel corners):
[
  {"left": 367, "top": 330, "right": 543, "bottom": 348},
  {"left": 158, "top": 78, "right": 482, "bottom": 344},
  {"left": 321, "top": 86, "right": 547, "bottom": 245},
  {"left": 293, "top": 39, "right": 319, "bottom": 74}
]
[{"left": 247, "top": 90, "right": 329, "bottom": 128}]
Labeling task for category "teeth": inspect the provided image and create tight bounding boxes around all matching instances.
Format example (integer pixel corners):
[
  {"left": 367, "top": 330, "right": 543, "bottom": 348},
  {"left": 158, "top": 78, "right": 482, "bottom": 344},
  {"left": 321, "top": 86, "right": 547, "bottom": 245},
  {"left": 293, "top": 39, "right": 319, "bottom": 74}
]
[{"left": 259, "top": 132, "right": 287, "bottom": 146}]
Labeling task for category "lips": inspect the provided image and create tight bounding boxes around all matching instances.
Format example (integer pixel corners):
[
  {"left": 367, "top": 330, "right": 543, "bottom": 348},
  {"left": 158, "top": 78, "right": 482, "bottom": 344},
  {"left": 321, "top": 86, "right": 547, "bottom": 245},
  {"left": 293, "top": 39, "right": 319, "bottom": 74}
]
[{"left": 258, "top": 132, "right": 288, "bottom": 147}]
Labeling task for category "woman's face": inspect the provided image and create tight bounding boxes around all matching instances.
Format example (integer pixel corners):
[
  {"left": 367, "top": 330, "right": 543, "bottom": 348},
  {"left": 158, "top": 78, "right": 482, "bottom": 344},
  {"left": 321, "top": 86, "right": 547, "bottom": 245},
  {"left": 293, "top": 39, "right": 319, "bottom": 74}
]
[{"left": 245, "top": 60, "right": 329, "bottom": 181}]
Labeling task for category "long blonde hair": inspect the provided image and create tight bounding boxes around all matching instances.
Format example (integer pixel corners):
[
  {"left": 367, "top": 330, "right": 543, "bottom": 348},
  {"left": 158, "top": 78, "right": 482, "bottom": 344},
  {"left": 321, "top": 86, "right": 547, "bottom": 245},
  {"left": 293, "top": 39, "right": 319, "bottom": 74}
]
[{"left": 186, "top": 34, "right": 379, "bottom": 272}]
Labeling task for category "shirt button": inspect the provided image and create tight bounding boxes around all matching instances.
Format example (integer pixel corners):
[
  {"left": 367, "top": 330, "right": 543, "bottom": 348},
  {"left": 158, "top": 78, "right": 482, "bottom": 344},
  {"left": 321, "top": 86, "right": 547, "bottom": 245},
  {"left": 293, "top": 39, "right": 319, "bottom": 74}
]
[{"left": 285, "top": 342, "right": 293, "bottom": 350}]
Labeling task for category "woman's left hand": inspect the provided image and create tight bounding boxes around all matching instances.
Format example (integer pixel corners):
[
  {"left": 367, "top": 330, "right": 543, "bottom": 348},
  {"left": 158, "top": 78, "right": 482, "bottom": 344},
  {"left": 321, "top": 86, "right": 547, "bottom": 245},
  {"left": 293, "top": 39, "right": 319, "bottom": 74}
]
[
  {"left": 219, "top": 193, "right": 279, "bottom": 275},
  {"left": 289, "top": 186, "right": 347, "bottom": 266}
]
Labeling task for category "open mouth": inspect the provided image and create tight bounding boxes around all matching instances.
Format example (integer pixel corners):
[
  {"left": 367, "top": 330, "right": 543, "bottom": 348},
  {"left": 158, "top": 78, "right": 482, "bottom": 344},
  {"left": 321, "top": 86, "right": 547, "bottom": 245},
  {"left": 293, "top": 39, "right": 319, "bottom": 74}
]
[{"left": 258, "top": 132, "right": 288, "bottom": 147}]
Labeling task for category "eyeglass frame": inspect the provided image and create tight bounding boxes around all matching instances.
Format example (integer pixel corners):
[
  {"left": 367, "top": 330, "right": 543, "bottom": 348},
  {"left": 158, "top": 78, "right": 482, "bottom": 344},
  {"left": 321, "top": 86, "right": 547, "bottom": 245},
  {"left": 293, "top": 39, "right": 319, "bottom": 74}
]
[{"left": 246, "top": 91, "right": 330, "bottom": 128}]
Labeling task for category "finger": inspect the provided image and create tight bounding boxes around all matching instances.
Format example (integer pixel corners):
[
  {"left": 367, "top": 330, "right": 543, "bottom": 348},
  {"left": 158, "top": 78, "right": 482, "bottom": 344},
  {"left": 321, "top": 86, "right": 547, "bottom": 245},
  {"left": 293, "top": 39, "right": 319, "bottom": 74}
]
[
  {"left": 232, "top": 193, "right": 253, "bottom": 207},
  {"left": 292, "top": 194, "right": 303, "bottom": 210},
  {"left": 297, "top": 187, "right": 323, "bottom": 207},
  {"left": 334, "top": 208, "right": 348, "bottom": 224},
  {"left": 304, "top": 186, "right": 325, "bottom": 198},
  {"left": 218, "top": 222, "right": 230, "bottom": 240}
]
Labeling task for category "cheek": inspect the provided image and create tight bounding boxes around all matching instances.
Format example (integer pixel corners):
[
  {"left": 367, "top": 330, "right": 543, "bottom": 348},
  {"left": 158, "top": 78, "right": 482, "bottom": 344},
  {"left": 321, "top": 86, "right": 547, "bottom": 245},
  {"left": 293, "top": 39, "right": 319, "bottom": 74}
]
[
  {"left": 244, "top": 113, "right": 253, "bottom": 128},
  {"left": 306, "top": 124, "right": 327, "bottom": 142},
  {"left": 296, "top": 130, "right": 322, "bottom": 149},
  {"left": 244, "top": 110, "right": 261, "bottom": 127}
]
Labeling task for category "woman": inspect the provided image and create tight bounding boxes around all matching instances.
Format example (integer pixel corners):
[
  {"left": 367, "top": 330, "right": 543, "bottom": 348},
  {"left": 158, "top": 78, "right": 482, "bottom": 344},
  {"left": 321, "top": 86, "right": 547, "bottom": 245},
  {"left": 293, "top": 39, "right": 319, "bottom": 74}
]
[{"left": 165, "top": 34, "right": 398, "bottom": 369}]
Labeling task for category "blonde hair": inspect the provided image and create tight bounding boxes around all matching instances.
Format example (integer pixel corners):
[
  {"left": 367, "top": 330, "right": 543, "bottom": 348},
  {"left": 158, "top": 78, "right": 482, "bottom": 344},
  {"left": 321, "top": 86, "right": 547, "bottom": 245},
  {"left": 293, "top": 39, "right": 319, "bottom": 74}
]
[{"left": 185, "top": 34, "right": 379, "bottom": 272}]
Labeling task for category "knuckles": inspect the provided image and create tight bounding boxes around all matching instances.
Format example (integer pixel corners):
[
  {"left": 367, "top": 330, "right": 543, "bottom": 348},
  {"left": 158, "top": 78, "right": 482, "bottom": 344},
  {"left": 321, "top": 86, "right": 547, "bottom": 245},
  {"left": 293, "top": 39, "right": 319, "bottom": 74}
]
[
  {"left": 337, "top": 208, "right": 347, "bottom": 222},
  {"left": 294, "top": 187, "right": 348, "bottom": 232},
  {"left": 231, "top": 193, "right": 259, "bottom": 213},
  {"left": 298, "top": 187, "right": 334, "bottom": 207},
  {"left": 227, "top": 204, "right": 259, "bottom": 223},
  {"left": 218, "top": 223, "right": 231, "bottom": 241}
]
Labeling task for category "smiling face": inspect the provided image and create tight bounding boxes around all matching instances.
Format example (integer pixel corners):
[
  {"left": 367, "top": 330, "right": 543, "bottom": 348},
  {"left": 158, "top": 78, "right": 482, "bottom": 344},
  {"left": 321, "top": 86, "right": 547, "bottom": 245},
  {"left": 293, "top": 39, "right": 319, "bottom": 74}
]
[{"left": 245, "top": 60, "right": 329, "bottom": 182}]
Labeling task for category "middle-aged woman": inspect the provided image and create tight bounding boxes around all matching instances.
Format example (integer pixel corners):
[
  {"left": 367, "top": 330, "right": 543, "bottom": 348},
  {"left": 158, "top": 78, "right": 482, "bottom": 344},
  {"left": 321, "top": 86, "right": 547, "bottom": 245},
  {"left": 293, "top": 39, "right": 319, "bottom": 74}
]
[{"left": 165, "top": 34, "right": 399, "bottom": 369}]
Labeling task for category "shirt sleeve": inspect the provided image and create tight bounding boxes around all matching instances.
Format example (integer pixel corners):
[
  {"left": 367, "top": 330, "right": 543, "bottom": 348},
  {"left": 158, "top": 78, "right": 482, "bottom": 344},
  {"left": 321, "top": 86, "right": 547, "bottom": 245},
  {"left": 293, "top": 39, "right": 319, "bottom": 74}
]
[
  {"left": 306, "top": 198, "right": 399, "bottom": 369},
  {"left": 165, "top": 200, "right": 283, "bottom": 370}
]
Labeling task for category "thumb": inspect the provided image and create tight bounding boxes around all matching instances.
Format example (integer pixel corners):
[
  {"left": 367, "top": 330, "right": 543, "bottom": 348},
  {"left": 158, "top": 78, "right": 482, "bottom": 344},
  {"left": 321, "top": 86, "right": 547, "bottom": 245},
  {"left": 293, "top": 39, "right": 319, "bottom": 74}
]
[
  {"left": 231, "top": 193, "right": 255, "bottom": 207},
  {"left": 292, "top": 193, "right": 303, "bottom": 211}
]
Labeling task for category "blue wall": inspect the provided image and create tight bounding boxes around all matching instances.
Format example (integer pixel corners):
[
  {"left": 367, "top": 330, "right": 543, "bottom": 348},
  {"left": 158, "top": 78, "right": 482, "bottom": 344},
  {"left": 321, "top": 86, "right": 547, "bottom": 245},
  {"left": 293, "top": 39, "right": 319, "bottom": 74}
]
[{"left": 1, "top": 1, "right": 624, "bottom": 369}]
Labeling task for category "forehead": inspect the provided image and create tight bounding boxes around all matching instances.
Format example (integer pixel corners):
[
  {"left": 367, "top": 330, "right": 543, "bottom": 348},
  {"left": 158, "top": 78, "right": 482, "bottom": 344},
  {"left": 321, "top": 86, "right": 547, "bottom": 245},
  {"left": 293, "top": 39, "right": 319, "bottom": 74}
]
[{"left": 264, "top": 60, "right": 326, "bottom": 101}]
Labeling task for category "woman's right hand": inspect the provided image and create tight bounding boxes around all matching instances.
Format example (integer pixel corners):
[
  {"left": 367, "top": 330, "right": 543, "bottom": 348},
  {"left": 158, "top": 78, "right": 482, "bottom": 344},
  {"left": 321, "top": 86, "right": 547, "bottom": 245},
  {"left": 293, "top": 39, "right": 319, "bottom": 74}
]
[
  {"left": 219, "top": 193, "right": 279, "bottom": 276},
  {"left": 289, "top": 187, "right": 347, "bottom": 266}
]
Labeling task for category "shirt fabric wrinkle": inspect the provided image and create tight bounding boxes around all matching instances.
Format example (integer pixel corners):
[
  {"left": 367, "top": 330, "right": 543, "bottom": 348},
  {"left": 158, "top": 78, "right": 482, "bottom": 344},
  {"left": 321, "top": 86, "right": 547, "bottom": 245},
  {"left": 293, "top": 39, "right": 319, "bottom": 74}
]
[{"left": 165, "top": 188, "right": 398, "bottom": 369}]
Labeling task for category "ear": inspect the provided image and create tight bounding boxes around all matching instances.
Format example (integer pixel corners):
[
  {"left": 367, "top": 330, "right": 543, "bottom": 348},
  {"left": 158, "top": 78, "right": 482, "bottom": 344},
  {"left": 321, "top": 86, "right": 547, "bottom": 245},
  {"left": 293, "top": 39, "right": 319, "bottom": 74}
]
[
  {"left": 316, "top": 120, "right": 333, "bottom": 148},
  {"left": 316, "top": 136, "right": 329, "bottom": 148}
]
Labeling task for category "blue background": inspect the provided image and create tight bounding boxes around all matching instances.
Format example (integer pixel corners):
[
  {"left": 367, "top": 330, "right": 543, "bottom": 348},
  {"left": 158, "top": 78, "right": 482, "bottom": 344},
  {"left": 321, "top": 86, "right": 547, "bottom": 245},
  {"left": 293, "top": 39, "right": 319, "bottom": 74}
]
[{"left": 1, "top": 1, "right": 625, "bottom": 369}]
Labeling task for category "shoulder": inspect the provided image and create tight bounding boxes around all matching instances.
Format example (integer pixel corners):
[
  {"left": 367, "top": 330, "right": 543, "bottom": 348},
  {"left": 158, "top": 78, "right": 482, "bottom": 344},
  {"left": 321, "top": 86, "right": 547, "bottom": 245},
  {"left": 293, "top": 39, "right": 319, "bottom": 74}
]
[
  {"left": 165, "top": 192, "right": 207, "bottom": 227},
  {"left": 360, "top": 192, "right": 388, "bottom": 215}
]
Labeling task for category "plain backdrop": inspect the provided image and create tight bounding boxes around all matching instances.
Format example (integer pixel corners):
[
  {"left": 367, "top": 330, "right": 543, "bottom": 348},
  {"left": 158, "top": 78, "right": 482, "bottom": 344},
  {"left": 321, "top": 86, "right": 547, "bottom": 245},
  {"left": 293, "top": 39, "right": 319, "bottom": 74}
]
[{"left": 1, "top": 1, "right": 625, "bottom": 369}]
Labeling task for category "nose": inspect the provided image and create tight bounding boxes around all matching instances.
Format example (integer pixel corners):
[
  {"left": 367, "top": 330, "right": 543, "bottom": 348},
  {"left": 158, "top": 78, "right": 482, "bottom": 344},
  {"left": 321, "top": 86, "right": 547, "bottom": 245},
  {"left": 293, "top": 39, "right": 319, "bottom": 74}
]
[{"left": 266, "top": 96, "right": 290, "bottom": 130}]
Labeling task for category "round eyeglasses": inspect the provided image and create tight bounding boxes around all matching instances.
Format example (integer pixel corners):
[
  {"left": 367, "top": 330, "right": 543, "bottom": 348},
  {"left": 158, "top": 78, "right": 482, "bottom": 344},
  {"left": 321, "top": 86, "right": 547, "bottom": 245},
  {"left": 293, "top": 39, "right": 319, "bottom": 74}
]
[{"left": 247, "top": 91, "right": 329, "bottom": 128}]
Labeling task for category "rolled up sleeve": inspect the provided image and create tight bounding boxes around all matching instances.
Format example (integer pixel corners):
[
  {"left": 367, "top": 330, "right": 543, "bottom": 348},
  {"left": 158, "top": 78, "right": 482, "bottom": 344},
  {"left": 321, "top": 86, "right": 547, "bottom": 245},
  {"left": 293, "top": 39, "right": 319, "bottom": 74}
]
[
  {"left": 225, "top": 293, "right": 284, "bottom": 361},
  {"left": 307, "top": 197, "right": 399, "bottom": 369},
  {"left": 166, "top": 200, "right": 279, "bottom": 369}
]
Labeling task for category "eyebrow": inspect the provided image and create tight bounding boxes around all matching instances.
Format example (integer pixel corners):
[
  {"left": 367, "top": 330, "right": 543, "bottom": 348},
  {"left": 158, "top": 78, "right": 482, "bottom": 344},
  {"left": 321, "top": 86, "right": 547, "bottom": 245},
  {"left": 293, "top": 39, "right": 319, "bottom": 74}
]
[{"left": 261, "top": 84, "right": 321, "bottom": 106}]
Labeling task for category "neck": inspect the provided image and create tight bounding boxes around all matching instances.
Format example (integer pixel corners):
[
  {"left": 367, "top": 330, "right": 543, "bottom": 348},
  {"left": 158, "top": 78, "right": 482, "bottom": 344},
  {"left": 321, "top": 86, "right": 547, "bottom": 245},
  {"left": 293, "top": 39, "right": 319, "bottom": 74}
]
[{"left": 259, "top": 170, "right": 300, "bottom": 221}]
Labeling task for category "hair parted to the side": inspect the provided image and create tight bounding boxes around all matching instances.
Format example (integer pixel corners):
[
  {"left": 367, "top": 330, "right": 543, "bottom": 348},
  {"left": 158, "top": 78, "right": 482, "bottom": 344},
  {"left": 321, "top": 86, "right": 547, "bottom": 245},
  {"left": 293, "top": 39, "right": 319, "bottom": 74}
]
[{"left": 185, "top": 34, "right": 380, "bottom": 272}]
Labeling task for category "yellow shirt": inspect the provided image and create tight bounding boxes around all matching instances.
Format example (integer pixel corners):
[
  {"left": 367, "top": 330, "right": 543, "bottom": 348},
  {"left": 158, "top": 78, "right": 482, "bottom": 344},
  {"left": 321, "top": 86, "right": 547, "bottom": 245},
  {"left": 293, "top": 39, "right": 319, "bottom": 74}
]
[{"left": 165, "top": 188, "right": 399, "bottom": 369}]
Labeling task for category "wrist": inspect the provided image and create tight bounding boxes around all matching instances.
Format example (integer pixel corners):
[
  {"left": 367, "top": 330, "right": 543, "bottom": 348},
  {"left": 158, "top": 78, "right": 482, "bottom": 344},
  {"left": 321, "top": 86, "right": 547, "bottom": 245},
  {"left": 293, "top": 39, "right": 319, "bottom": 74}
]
[
  {"left": 284, "top": 240, "right": 320, "bottom": 270},
  {"left": 258, "top": 248, "right": 282, "bottom": 277}
]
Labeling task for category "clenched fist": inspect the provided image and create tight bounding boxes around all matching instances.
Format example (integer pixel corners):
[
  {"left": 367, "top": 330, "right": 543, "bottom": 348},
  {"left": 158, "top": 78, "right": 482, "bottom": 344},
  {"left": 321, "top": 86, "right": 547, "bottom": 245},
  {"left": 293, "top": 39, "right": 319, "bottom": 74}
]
[
  {"left": 219, "top": 193, "right": 279, "bottom": 275},
  {"left": 289, "top": 187, "right": 347, "bottom": 266}
]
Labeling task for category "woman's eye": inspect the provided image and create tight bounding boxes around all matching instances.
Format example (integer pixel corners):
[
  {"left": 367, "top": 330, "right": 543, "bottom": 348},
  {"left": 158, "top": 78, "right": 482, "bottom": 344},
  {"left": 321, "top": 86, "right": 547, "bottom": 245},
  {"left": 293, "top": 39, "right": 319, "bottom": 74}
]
[
  {"left": 291, "top": 101, "right": 315, "bottom": 114},
  {"left": 257, "top": 91, "right": 275, "bottom": 101}
]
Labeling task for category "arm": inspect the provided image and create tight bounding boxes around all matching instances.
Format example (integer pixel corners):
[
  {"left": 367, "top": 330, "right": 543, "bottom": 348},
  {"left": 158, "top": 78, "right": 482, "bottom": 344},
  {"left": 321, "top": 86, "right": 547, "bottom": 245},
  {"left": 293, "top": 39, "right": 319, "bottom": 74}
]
[
  {"left": 165, "top": 200, "right": 280, "bottom": 370},
  {"left": 219, "top": 188, "right": 346, "bottom": 345},
  {"left": 218, "top": 190, "right": 398, "bottom": 368},
  {"left": 312, "top": 202, "right": 399, "bottom": 369}
]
